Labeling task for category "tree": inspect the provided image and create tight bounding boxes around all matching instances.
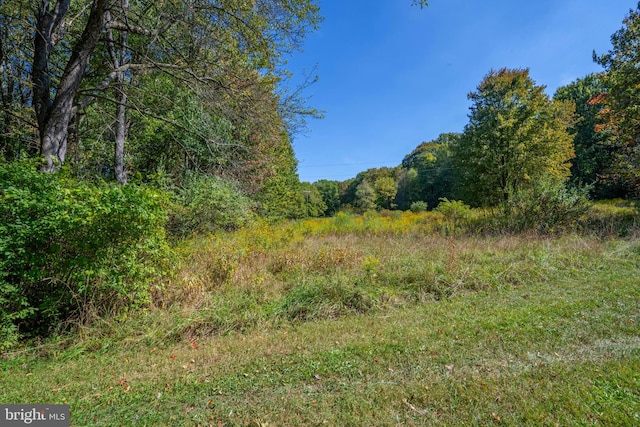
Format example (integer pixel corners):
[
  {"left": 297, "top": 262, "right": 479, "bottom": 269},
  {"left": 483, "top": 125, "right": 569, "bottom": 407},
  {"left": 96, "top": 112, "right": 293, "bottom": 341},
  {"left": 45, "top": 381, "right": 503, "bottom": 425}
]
[
  {"left": 453, "top": 68, "right": 575, "bottom": 206},
  {"left": 0, "top": 1, "right": 36, "bottom": 160},
  {"left": 313, "top": 180, "right": 341, "bottom": 216},
  {"left": 354, "top": 181, "right": 377, "bottom": 213},
  {"left": 300, "top": 182, "right": 327, "bottom": 217},
  {"left": 554, "top": 74, "right": 622, "bottom": 198},
  {"left": 399, "top": 133, "right": 457, "bottom": 209},
  {"left": 373, "top": 176, "right": 397, "bottom": 210},
  {"left": 32, "top": 0, "right": 108, "bottom": 172},
  {"left": 593, "top": 2, "right": 640, "bottom": 196},
  {"left": 2, "top": 0, "right": 321, "bottom": 177},
  {"left": 341, "top": 167, "right": 398, "bottom": 209}
]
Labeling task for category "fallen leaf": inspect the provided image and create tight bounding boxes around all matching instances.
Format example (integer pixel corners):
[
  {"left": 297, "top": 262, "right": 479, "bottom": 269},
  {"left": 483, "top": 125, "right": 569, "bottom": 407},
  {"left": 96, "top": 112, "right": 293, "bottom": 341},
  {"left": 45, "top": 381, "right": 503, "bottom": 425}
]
[
  {"left": 190, "top": 341, "right": 198, "bottom": 349},
  {"left": 445, "top": 364, "right": 454, "bottom": 372}
]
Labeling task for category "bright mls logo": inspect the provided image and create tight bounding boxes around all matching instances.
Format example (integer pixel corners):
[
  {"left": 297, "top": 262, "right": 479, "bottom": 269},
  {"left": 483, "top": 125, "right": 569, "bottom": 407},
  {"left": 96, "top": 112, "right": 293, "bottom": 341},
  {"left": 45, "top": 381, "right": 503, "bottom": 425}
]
[{"left": 1, "top": 405, "right": 69, "bottom": 426}]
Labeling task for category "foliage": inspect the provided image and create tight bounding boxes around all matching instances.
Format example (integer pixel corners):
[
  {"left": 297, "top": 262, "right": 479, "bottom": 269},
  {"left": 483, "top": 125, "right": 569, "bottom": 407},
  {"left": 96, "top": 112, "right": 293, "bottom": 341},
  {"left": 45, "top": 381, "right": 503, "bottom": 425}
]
[
  {"left": 578, "top": 199, "right": 640, "bottom": 236},
  {"left": 398, "top": 133, "right": 457, "bottom": 209},
  {"left": 300, "top": 182, "right": 327, "bottom": 217},
  {"left": 593, "top": 2, "right": 640, "bottom": 197},
  {"left": 554, "top": 74, "right": 619, "bottom": 197},
  {"left": 168, "top": 172, "right": 254, "bottom": 236},
  {"left": 433, "top": 198, "right": 471, "bottom": 220},
  {"left": 497, "top": 179, "right": 592, "bottom": 234},
  {"left": 373, "top": 176, "right": 397, "bottom": 209},
  {"left": 354, "top": 180, "right": 377, "bottom": 212},
  {"left": 410, "top": 201, "right": 428, "bottom": 213},
  {"left": 312, "top": 180, "right": 341, "bottom": 216},
  {"left": 1, "top": 0, "right": 321, "bottom": 200},
  {"left": 453, "top": 68, "right": 576, "bottom": 206},
  {"left": 0, "top": 161, "right": 170, "bottom": 348},
  {"left": 341, "top": 167, "right": 398, "bottom": 210},
  {"left": 256, "top": 171, "right": 306, "bottom": 219}
]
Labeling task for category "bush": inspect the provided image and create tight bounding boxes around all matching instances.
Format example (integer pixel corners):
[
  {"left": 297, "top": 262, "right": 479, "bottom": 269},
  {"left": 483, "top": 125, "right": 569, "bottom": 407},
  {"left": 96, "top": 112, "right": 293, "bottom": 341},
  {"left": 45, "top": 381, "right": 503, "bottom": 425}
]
[
  {"left": 0, "top": 161, "right": 171, "bottom": 348},
  {"left": 500, "top": 179, "right": 592, "bottom": 233},
  {"left": 410, "top": 201, "right": 428, "bottom": 213},
  {"left": 434, "top": 198, "right": 471, "bottom": 220},
  {"left": 168, "top": 172, "right": 253, "bottom": 236}
]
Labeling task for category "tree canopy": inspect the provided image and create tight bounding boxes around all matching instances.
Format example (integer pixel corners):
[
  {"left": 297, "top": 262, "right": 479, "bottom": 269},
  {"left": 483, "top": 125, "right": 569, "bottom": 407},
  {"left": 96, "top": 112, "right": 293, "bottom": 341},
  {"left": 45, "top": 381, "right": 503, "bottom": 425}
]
[
  {"left": 452, "top": 68, "right": 576, "bottom": 206},
  {"left": 593, "top": 2, "right": 640, "bottom": 196}
]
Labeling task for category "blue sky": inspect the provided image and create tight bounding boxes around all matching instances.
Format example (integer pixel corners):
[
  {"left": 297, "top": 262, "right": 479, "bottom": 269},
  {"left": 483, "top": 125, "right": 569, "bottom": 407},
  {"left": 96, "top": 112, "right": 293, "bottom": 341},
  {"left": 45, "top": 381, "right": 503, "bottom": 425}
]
[{"left": 286, "top": 0, "right": 635, "bottom": 183}]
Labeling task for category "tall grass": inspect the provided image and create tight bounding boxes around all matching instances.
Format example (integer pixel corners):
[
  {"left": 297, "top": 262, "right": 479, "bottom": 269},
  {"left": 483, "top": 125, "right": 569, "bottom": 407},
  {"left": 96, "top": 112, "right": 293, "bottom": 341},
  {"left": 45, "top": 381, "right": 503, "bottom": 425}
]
[
  {"left": 78, "top": 200, "right": 636, "bottom": 348},
  {"left": 1, "top": 219, "right": 638, "bottom": 425}
]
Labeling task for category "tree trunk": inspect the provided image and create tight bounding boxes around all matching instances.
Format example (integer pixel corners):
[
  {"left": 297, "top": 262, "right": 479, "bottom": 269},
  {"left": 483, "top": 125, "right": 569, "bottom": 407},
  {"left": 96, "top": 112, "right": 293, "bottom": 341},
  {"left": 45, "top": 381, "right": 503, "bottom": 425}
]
[
  {"left": 107, "top": 0, "right": 129, "bottom": 184},
  {"left": 33, "top": 0, "right": 107, "bottom": 172},
  {"left": 114, "top": 78, "right": 127, "bottom": 184}
]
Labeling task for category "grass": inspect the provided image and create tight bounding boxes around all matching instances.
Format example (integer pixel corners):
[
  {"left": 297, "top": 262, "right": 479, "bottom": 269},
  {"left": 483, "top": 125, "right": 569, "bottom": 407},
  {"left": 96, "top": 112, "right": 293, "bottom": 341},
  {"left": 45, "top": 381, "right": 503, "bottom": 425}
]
[{"left": 1, "top": 205, "right": 640, "bottom": 425}]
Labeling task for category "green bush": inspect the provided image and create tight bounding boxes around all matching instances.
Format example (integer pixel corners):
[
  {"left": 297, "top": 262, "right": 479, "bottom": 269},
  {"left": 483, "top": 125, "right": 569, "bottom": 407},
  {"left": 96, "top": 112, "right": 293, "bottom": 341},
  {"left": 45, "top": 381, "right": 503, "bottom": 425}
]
[
  {"left": 410, "top": 201, "right": 428, "bottom": 213},
  {"left": 0, "top": 161, "right": 171, "bottom": 348},
  {"left": 500, "top": 179, "right": 592, "bottom": 233},
  {"left": 168, "top": 172, "right": 254, "bottom": 236},
  {"left": 434, "top": 198, "right": 471, "bottom": 220}
]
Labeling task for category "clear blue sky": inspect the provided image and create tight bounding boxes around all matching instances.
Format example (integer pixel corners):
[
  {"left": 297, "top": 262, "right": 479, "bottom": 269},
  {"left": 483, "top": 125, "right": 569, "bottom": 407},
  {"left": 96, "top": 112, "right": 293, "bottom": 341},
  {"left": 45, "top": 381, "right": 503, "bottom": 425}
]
[{"left": 286, "top": 0, "right": 635, "bottom": 183}]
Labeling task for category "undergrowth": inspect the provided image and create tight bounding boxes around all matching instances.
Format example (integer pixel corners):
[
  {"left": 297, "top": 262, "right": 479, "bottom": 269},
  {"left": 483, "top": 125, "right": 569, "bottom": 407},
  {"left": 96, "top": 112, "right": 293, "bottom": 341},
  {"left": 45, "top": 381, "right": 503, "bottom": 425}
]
[{"left": 16, "top": 199, "right": 631, "bottom": 354}]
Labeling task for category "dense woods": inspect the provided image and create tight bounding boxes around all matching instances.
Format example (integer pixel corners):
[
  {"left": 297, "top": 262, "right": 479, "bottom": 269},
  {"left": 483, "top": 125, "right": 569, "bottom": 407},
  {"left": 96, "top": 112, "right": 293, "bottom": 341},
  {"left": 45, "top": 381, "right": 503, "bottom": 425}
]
[{"left": 1, "top": 1, "right": 640, "bottom": 349}]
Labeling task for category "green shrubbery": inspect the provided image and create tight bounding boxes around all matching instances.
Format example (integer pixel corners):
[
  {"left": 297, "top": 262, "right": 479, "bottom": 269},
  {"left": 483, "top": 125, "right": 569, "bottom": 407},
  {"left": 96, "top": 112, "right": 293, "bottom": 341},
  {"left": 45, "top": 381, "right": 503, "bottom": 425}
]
[
  {"left": 498, "top": 180, "right": 592, "bottom": 233},
  {"left": 168, "top": 172, "right": 254, "bottom": 236},
  {"left": 409, "top": 201, "right": 428, "bottom": 213},
  {"left": 434, "top": 198, "right": 471, "bottom": 220},
  {"left": 0, "top": 161, "right": 171, "bottom": 348}
]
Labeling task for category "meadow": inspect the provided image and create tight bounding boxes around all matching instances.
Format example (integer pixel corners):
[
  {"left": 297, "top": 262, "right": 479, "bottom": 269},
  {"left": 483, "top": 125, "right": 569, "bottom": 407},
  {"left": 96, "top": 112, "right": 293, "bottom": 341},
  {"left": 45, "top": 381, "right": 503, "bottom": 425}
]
[{"left": 1, "top": 203, "right": 639, "bottom": 426}]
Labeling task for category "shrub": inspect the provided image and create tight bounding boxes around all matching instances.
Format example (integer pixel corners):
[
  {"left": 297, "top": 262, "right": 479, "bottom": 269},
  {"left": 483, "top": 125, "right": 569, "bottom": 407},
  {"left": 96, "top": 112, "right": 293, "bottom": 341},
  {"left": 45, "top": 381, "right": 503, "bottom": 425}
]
[
  {"left": 169, "top": 172, "right": 253, "bottom": 236},
  {"left": 0, "top": 161, "right": 171, "bottom": 348},
  {"left": 500, "top": 179, "right": 592, "bottom": 233},
  {"left": 434, "top": 198, "right": 471, "bottom": 220},
  {"left": 410, "top": 201, "right": 428, "bottom": 213}
]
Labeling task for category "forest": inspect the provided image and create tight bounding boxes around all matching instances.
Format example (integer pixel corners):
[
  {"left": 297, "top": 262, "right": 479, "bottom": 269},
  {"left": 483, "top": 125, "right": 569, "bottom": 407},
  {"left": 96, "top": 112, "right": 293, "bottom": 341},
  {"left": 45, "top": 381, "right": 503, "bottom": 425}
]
[{"left": 1, "top": 1, "right": 639, "bottom": 425}]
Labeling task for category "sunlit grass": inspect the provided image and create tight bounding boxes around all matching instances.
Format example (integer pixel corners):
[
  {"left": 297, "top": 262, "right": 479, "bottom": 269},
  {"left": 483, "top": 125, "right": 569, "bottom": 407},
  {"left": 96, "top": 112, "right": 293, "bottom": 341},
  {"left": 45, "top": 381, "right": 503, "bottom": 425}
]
[{"left": 1, "top": 202, "right": 639, "bottom": 425}]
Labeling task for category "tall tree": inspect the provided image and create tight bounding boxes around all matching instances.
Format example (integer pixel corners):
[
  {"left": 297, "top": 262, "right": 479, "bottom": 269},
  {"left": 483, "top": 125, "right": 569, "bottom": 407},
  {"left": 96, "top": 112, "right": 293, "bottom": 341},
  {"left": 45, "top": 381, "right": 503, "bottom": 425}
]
[
  {"left": 373, "top": 176, "right": 397, "bottom": 210},
  {"left": 354, "top": 180, "right": 377, "bottom": 213},
  {"left": 554, "top": 74, "right": 622, "bottom": 198},
  {"left": 453, "top": 68, "right": 575, "bottom": 206},
  {"left": 312, "top": 179, "right": 341, "bottom": 216},
  {"left": 593, "top": 2, "right": 640, "bottom": 196},
  {"left": 0, "top": 1, "right": 36, "bottom": 160},
  {"left": 32, "top": 0, "right": 108, "bottom": 172},
  {"left": 3, "top": 0, "right": 320, "bottom": 177},
  {"left": 399, "top": 133, "right": 457, "bottom": 209}
]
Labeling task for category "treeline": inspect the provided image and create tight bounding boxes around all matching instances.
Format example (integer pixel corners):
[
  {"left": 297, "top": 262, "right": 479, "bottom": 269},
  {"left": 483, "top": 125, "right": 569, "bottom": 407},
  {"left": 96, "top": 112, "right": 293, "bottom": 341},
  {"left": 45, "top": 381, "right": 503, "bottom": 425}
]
[{"left": 306, "top": 6, "right": 640, "bottom": 217}]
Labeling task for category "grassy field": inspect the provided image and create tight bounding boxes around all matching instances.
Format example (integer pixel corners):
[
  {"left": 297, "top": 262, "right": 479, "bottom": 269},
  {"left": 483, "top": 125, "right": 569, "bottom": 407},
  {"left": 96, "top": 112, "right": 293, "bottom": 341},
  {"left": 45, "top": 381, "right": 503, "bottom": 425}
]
[{"left": 1, "top": 207, "right": 640, "bottom": 425}]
